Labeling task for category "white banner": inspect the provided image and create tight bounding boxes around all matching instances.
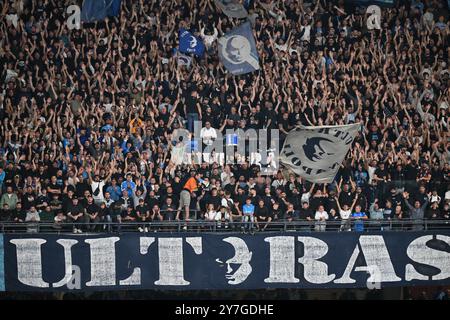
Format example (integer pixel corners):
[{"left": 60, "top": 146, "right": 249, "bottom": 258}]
[
  {"left": 214, "top": 0, "right": 248, "bottom": 19},
  {"left": 170, "top": 144, "right": 186, "bottom": 166},
  {"left": 280, "top": 124, "right": 360, "bottom": 183}
]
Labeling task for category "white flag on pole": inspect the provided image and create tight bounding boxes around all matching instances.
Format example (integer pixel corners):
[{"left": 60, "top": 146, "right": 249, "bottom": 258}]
[
  {"left": 279, "top": 123, "right": 360, "bottom": 183},
  {"left": 177, "top": 52, "right": 192, "bottom": 67},
  {"left": 170, "top": 143, "right": 186, "bottom": 166}
]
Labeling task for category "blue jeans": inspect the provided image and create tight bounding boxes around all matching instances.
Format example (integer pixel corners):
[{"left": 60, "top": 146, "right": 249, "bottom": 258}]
[
  {"left": 242, "top": 215, "right": 254, "bottom": 231},
  {"left": 187, "top": 113, "right": 199, "bottom": 132}
]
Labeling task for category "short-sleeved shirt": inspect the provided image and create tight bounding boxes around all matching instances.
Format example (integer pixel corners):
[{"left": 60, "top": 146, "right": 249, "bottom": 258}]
[
  {"left": 352, "top": 212, "right": 367, "bottom": 231},
  {"left": 243, "top": 204, "right": 255, "bottom": 215}
]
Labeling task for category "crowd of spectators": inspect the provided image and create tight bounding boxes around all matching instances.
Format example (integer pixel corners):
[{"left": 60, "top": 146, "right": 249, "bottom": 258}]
[{"left": 0, "top": 0, "right": 449, "bottom": 233}]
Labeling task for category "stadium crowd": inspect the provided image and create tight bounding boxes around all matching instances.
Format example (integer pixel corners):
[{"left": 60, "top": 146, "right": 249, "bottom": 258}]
[{"left": 0, "top": 0, "right": 449, "bottom": 233}]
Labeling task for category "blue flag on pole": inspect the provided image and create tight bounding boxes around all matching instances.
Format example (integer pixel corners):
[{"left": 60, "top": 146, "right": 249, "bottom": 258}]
[
  {"left": 179, "top": 29, "right": 205, "bottom": 57},
  {"left": 218, "top": 22, "right": 260, "bottom": 75},
  {"left": 81, "top": 0, "right": 121, "bottom": 22}
]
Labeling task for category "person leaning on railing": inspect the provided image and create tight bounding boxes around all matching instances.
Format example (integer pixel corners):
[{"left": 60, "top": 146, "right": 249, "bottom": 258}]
[
  {"left": 255, "top": 199, "right": 272, "bottom": 232},
  {"left": 314, "top": 205, "right": 328, "bottom": 232},
  {"left": 351, "top": 205, "right": 368, "bottom": 232},
  {"left": 403, "top": 191, "right": 429, "bottom": 231},
  {"left": 298, "top": 201, "right": 314, "bottom": 231},
  {"left": 369, "top": 199, "right": 384, "bottom": 230},
  {"left": 335, "top": 195, "right": 358, "bottom": 232}
]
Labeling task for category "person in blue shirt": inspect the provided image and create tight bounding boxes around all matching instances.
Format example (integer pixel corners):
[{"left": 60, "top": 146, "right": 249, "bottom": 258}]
[
  {"left": 242, "top": 198, "right": 255, "bottom": 234},
  {"left": 352, "top": 205, "right": 368, "bottom": 232},
  {"left": 121, "top": 174, "right": 136, "bottom": 198},
  {"left": 0, "top": 167, "right": 5, "bottom": 193},
  {"left": 105, "top": 178, "right": 122, "bottom": 201}
]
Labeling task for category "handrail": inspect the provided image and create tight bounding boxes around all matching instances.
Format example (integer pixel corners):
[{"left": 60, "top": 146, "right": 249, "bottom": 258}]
[{"left": 0, "top": 219, "right": 449, "bottom": 233}]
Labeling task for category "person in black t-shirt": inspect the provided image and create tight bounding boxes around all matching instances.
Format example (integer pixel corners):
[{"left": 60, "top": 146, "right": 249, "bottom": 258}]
[
  {"left": 255, "top": 199, "right": 272, "bottom": 231},
  {"left": 85, "top": 196, "right": 101, "bottom": 232},
  {"left": 298, "top": 201, "right": 314, "bottom": 231},
  {"left": 184, "top": 90, "right": 202, "bottom": 132},
  {"left": 337, "top": 182, "right": 355, "bottom": 207},
  {"left": 67, "top": 197, "right": 87, "bottom": 233},
  {"left": 136, "top": 198, "right": 150, "bottom": 232}
]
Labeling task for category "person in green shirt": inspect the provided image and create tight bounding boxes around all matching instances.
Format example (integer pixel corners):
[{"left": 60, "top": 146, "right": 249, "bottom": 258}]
[{"left": 0, "top": 186, "right": 19, "bottom": 210}]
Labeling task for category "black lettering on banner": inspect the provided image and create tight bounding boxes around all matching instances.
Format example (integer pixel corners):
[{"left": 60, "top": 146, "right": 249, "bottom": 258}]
[{"left": 318, "top": 128, "right": 330, "bottom": 135}]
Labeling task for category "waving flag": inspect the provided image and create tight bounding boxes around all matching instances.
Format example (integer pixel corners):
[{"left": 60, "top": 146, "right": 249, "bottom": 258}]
[
  {"left": 81, "top": 0, "right": 121, "bottom": 22},
  {"left": 215, "top": 0, "right": 248, "bottom": 18},
  {"left": 280, "top": 124, "right": 360, "bottom": 183},
  {"left": 177, "top": 52, "right": 192, "bottom": 67},
  {"left": 179, "top": 29, "right": 205, "bottom": 57},
  {"left": 218, "top": 22, "right": 260, "bottom": 75}
]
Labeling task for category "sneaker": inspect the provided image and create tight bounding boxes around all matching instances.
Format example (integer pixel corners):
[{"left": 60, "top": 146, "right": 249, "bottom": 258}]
[
  {"left": 73, "top": 228, "right": 77, "bottom": 234},
  {"left": 144, "top": 227, "right": 149, "bottom": 232},
  {"left": 182, "top": 226, "right": 187, "bottom": 230},
  {"left": 77, "top": 229, "right": 83, "bottom": 234},
  {"left": 138, "top": 227, "right": 144, "bottom": 232}
]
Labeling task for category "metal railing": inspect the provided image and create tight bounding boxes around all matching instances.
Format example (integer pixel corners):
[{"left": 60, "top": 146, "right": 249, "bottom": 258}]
[{"left": 0, "top": 219, "right": 449, "bottom": 234}]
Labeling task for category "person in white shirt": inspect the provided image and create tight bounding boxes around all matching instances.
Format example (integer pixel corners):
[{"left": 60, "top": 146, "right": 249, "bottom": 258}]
[
  {"left": 87, "top": 165, "right": 114, "bottom": 205},
  {"left": 428, "top": 190, "right": 441, "bottom": 205},
  {"left": 200, "top": 26, "right": 218, "bottom": 48},
  {"left": 220, "top": 165, "right": 234, "bottom": 186},
  {"left": 204, "top": 204, "right": 221, "bottom": 229},
  {"left": 205, "top": 204, "right": 219, "bottom": 221},
  {"left": 314, "top": 205, "right": 328, "bottom": 232},
  {"left": 200, "top": 121, "right": 217, "bottom": 146},
  {"left": 336, "top": 194, "right": 358, "bottom": 231},
  {"left": 25, "top": 206, "right": 40, "bottom": 233}
]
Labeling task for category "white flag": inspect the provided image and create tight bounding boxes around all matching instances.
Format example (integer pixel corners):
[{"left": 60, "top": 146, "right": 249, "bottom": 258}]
[
  {"left": 170, "top": 144, "right": 186, "bottom": 166},
  {"left": 279, "top": 124, "right": 360, "bottom": 183},
  {"left": 177, "top": 52, "right": 192, "bottom": 67}
]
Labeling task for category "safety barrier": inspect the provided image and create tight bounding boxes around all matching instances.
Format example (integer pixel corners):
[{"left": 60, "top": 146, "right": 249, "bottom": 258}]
[{"left": 0, "top": 219, "right": 449, "bottom": 233}]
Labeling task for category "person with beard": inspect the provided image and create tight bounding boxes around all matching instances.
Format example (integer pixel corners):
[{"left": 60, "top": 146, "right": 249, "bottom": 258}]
[
  {"left": 136, "top": 198, "right": 150, "bottom": 232},
  {"left": 145, "top": 190, "right": 160, "bottom": 209},
  {"left": 373, "top": 162, "right": 390, "bottom": 204},
  {"left": 276, "top": 189, "right": 289, "bottom": 213},
  {"left": 11, "top": 202, "right": 26, "bottom": 229},
  {"left": 403, "top": 191, "right": 428, "bottom": 231},
  {"left": 21, "top": 186, "right": 36, "bottom": 210},
  {"left": 283, "top": 202, "right": 299, "bottom": 230},
  {"left": 205, "top": 188, "right": 222, "bottom": 212},
  {"left": 67, "top": 197, "right": 87, "bottom": 234},
  {"left": 337, "top": 181, "right": 355, "bottom": 207},
  {"left": 288, "top": 187, "right": 302, "bottom": 210},
  {"left": 61, "top": 189, "right": 76, "bottom": 212},
  {"left": 385, "top": 186, "right": 402, "bottom": 208},
  {"left": 35, "top": 188, "right": 50, "bottom": 212},
  {"left": 223, "top": 176, "right": 237, "bottom": 195},
  {"left": 309, "top": 189, "right": 327, "bottom": 212},
  {"left": 325, "top": 188, "right": 338, "bottom": 215},
  {"left": 255, "top": 199, "right": 272, "bottom": 231},
  {"left": 298, "top": 201, "right": 314, "bottom": 231},
  {"left": 414, "top": 185, "right": 430, "bottom": 206}
]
